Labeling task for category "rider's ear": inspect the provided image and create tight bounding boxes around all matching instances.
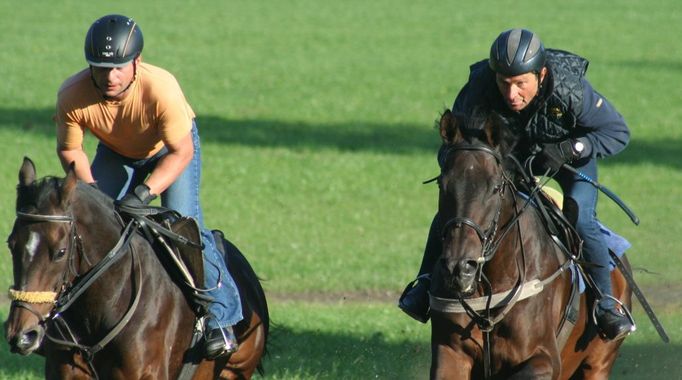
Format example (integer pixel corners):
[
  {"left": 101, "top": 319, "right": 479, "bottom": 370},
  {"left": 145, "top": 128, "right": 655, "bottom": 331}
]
[
  {"left": 439, "top": 109, "right": 462, "bottom": 144},
  {"left": 60, "top": 162, "right": 78, "bottom": 206}
]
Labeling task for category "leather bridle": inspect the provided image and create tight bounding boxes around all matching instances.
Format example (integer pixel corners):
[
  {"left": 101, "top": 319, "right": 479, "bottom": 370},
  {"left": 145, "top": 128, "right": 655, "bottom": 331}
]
[
  {"left": 8, "top": 210, "right": 141, "bottom": 377},
  {"left": 438, "top": 144, "right": 515, "bottom": 267}
]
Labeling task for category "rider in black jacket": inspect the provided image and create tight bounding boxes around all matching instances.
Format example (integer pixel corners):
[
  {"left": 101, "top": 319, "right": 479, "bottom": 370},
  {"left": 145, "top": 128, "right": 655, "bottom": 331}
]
[{"left": 399, "top": 28, "right": 634, "bottom": 341}]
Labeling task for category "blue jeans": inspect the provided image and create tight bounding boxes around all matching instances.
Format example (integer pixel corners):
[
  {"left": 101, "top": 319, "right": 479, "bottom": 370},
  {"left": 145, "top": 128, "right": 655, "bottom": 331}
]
[
  {"left": 555, "top": 158, "right": 615, "bottom": 309},
  {"left": 91, "top": 121, "right": 243, "bottom": 328}
]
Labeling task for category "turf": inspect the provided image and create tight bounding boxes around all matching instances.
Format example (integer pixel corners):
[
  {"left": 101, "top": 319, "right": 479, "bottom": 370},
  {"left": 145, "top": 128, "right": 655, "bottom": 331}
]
[{"left": 0, "top": 1, "right": 680, "bottom": 378}]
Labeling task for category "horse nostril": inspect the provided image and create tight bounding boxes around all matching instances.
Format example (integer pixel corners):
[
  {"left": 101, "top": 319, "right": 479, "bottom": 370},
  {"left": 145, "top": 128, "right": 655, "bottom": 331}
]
[
  {"left": 458, "top": 259, "right": 478, "bottom": 277},
  {"left": 10, "top": 327, "right": 44, "bottom": 355},
  {"left": 20, "top": 330, "right": 39, "bottom": 347}
]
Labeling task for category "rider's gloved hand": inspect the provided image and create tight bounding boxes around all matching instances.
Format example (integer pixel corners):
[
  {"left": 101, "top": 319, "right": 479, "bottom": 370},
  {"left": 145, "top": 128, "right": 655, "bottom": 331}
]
[
  {"left": 115, "top": 184, "right": 157, "bottom": 211},
  {"left": 540, "top": 139, "right": 586, "bottom": 172}
]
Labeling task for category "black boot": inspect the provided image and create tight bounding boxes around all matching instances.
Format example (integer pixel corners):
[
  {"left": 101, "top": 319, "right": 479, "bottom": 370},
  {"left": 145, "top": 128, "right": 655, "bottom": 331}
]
[
  {"left": 398, "top": 277, "right": 430, "bottom": 323},
  {"left": 595, "top": 302, "right": 635, "bottom": 341},
  {"left": 205, "top": 326, "right": 239, "bottom": 359},
  {"left": 398, "top": 214, "right": 442, "bottom": 323}
]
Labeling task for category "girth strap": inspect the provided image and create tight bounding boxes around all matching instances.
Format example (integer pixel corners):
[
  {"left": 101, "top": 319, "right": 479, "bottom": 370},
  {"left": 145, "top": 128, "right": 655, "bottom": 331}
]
[{"left": 555, "top": 276, "right": 580, "bottom": 350}]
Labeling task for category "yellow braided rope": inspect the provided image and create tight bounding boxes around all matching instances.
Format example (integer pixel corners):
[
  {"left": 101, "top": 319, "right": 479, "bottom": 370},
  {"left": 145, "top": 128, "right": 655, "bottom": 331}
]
[{"left": 8, "top": 288, "right": 57, "bottom": 304}]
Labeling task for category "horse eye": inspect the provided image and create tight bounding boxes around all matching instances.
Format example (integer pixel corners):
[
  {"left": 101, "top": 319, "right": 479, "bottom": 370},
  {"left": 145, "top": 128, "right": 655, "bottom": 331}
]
[{"left": 54, "top": 248, "right": 67, "bottom": 261}]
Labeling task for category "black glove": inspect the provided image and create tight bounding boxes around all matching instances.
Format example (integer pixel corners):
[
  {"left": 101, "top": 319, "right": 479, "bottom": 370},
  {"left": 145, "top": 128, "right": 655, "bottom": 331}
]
[
  {"left": 540, "top": 139, "right": 581, "bottom": 172},
  {"left": 115, "top": 184, "right": 157, "bottom": 211}
]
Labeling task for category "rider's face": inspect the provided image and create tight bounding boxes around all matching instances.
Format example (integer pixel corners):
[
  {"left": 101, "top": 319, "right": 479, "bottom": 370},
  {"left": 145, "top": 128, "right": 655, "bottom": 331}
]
[
  {"left": 495, "top": 67, "right": 547, "bottom": 112},
  {"left": 90, "top": 56, "right": 139, "bottom": 100}
]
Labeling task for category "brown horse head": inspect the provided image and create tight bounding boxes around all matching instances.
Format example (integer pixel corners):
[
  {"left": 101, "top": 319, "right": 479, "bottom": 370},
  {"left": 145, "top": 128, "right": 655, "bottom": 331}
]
[
  {"left": 5, "top": 157, "right": 93, "bottom": 355},
  {"left": 433, "top": 110, "right": 517, "bottom": 297}
]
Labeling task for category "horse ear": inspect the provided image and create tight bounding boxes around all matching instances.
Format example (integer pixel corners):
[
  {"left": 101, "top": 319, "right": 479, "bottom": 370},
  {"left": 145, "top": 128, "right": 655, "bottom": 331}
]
[
  {"left": 439, "top": 109, "right": 462, "bottom": 144},
  {"left": 19, "top": 157, "right": 36, "bottom": 186},
  {"left": 483, "top": 117, "right": 497, "bottom": 147},
  {"left": 61, "top": 161, "right": 78, "bottom": 205},
  {"left": 485, "top": 112, "right": 513, "bottom": 152}
]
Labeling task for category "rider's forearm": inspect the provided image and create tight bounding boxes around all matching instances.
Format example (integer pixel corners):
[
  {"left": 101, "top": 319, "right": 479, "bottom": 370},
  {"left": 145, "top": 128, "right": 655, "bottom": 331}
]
[
  {"left": 57, "top": 147, "right": 95, "bottom": 183},
  {"left": 143, "top": 135, "right": 194, "bottom": 196}
]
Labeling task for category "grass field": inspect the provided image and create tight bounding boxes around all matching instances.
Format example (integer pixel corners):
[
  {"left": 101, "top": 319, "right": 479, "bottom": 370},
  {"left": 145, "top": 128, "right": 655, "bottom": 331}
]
[{"left": 1, "top": 1, "right": 681, "bottom": 379}]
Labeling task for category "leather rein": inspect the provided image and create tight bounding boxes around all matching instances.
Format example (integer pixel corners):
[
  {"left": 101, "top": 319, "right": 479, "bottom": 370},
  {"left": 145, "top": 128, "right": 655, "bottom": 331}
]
[{"left": 9, "top": 211, "right": 142, "bottom": 377}]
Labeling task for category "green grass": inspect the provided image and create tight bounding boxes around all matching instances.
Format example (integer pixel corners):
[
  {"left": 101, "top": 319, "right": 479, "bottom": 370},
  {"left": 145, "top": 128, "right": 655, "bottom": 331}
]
[
  {"left": 1, "top": 305, "right": 679, "bottom": 380},
  {"left": 1, "top": 0, "right": 681, "bottom": 378}
]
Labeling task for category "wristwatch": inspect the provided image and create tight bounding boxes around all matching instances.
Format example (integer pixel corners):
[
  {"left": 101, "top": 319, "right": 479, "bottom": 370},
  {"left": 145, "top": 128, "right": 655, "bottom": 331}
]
[{"left": 572, "top": 140, "right": 585, "bottom": 157}]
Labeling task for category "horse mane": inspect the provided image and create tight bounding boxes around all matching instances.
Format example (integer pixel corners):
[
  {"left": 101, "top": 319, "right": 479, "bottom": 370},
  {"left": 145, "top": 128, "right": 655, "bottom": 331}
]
[{"left": 17, "top": 175, "right": 115, "bottom": 214}]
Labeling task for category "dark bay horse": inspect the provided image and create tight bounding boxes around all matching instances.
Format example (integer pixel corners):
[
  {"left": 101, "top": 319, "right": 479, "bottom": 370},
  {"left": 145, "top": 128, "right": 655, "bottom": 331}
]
[
  {"left": 429, "top": 110, "right": 631, "bottom": 379},
  {"left": 4, "top": 158, "right": 269, "bottom": 379}
]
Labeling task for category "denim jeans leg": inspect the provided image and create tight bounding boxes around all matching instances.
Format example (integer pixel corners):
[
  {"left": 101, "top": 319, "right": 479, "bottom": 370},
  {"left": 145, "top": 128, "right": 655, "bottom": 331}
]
[
  {"left": 200, "top": 228, "right": 244, "bottom": 328},
  {"left": 557, "top": 159, "right": 614, "bottom": 308},
  {"left": 162, "top": 123, "right": 244, "bottom": 328},
  {"left": 91, "top": 143, "right": 136, "bottom": 200}
]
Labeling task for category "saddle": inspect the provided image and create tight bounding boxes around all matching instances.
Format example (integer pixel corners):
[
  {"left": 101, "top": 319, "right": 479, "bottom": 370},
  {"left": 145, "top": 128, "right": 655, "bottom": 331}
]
[
  {"left": 120, "top": 206, "right": 213, "bottom": 317},
  {"left": 535, "top": 186, "right": 582, "bottom": 261}
]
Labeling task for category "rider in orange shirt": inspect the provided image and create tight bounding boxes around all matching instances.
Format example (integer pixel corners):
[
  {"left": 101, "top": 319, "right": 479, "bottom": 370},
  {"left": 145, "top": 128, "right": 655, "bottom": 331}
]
[{"left": 56, "top": 14, "right": 240, "bottom": 359}]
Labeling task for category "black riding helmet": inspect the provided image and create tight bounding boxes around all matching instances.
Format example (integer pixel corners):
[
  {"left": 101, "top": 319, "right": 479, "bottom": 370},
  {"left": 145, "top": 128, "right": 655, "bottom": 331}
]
[
  {"left": 84, "top": 14, "right": 143, "bottom": 68},
  {"left": 489, "top": 29, "right": 545, "bottom": 76}
]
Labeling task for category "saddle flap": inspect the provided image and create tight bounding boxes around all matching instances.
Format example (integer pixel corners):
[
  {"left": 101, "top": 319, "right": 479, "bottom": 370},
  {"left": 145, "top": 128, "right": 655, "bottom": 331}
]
[{"left": 169, "top": 217, "right": 205, "bottom": 288}]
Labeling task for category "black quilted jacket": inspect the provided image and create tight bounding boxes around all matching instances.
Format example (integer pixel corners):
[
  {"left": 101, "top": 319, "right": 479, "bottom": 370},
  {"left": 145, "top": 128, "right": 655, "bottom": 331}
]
[{"left": 447, "top": 49, "right": 629, "bottom": 162}]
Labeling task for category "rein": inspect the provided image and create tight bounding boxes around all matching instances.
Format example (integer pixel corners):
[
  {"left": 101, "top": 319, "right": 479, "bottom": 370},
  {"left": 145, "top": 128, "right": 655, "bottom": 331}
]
[{"left": 9, "top": 210, "right": 142, "bottom": 377}]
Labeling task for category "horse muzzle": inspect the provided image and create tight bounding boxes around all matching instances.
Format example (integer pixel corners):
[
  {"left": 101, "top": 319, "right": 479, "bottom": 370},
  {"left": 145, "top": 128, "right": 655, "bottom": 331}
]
[
  {"left": 4, "top": 302, "right": 50, "bottom": 356},
  {"left": 5, "top": 318, "right": 45, "bottom": 356},
  {"left": 439, "top": 258, "right": 479, "bottom": 296}
]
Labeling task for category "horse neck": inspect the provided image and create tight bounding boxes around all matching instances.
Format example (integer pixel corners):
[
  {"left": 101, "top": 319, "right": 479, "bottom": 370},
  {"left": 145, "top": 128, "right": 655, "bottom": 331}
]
[
  {"left": 64, "top": 217, "right": 186, "bottom": 336},
  {"left": 71, "top": 195, "right": 121, "bottom": 257},
  {"left": 486, "top": 191, "right": 564, "bottom": 282}
]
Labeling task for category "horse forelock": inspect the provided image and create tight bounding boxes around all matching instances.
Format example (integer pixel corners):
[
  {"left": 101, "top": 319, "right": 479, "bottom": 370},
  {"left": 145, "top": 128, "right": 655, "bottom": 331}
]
[
  {"left": 444, "top": 111, "right": 522, "bottom": 182},
  {"left": 16, "top": 176, "right": 64, "bottom": 214}
]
